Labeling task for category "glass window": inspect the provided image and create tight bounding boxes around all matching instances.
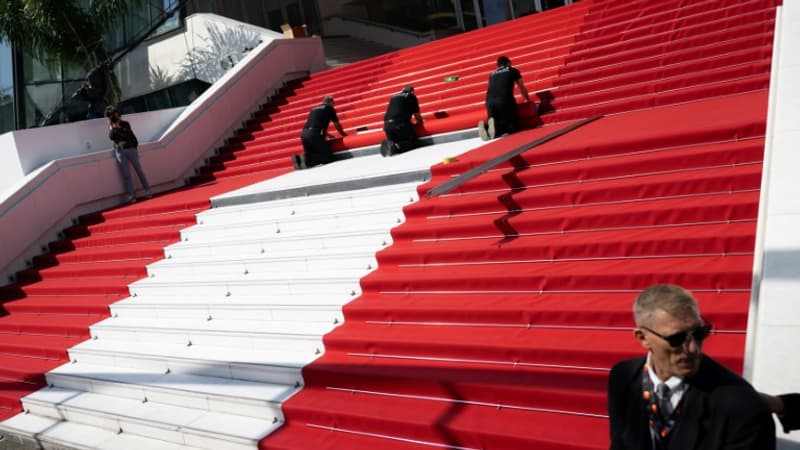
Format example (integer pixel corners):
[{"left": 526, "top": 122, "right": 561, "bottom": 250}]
[
  {"left": 511, "top": 0, "right": 538, "bottom": 16},
  {"left": 286, "top": 3, "right": 302, "bottom": 26},
  {"left": 301, "top": 0, "right": 320, "bottom": 35},
  {"left": 156, "top": 0, "right": 182, "bottom": 35},
  {"left": 23, "top": 54, "right": 61, "bottom": 84},
  {"left": 541, "top": 0, "right": 566, "bottom": 10},
  {"left": 0, "top": 40, "right": 15, "bottom": 133},
  {"left": 245, "top": 1, "right": 267, "bottom": 28},
  {"left": 222, "top": 0, "right": 244, "bottom": 21},
  {"left": 24, "top": 83, "right": 63, "bottom": 128},
  {"left": 267, "top": 8, "right": 284, "bottom": 31},
  {"left": 482, "top": 0, "right": 509, "bottom": 25},
  {"left": 193, "top": 0, "right": 216, "bottom": 13}
]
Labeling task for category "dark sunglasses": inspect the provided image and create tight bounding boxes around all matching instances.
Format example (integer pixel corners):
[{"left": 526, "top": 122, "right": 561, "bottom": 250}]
[{"left": 641, "top": 320, "right": 713, "bottom": 348}]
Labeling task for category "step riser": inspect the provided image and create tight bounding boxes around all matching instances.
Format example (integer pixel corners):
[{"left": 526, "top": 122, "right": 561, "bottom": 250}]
[
  {"left": 165, "top": 236, "right": 391, "bottom": 261},
  {"left": 68, "top": 349, "right": 306, "bottom": 386},
  {"left": 21, "top": 398, "right": 258, "bottom": 450},
  {"left": 87, "top": 327, "right": 325, "bottom": 354},
  {"left": 180, "top": 213, "right": 405, "bottom": 242},
  {"left": 198, "top": 194, "right": 418, "bottom": 226},
  {"left": 147, "top": 257, "right": 378, "bottom": 278},
  {"left": 109, "top": 305, "right": 344, "bottom": 323},
  {"left": 45, "top": 373, "right": 284, "bottom": 421}
]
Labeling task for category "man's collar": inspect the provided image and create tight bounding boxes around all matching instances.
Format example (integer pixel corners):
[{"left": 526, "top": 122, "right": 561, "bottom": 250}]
[{"left": 646, "top": 352, "right": 685, "bottom": 389}]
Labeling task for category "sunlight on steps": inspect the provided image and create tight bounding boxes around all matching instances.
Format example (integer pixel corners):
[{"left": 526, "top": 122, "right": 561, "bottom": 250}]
[{"left": 0, "top": 0, "right": 783, "bottom": 448}]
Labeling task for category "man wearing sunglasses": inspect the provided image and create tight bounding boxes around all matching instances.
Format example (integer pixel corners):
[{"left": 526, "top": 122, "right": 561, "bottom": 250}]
[{"left": 608, "top": 284, "right": 775, "bottom": 450}]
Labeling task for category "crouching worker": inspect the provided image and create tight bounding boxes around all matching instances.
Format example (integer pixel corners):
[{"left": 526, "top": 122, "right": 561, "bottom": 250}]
[
  {"left": 381, "top": 85, "right": 424, "bottom": 157},
  {"left": 106, "top": 106, "right": 151, "bottom": 204},
  {"left": 478, "top": 55, "right": 530, "bottom": 141},
  {"left": 292, "top": 96, "right": 347, "bottom": 170}
]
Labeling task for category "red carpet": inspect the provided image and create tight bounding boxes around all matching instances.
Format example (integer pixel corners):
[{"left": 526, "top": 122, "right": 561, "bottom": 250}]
[
  {"left": 0, "top": 0, "right": 780, "bottom": 447},
  {"left": 260, "top": 0, "right": 779, "bottom": 448}
]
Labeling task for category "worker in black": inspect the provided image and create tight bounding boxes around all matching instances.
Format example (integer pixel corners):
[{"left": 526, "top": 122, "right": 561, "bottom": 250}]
[
  {"left": 381, "top": 85, "right": 424, "bottom": 157},
  {"left": 293, "top": 96, "right": 347, "bottom": 170},
  {"left": 478, "top": 55, "right": 531, "bottom": 141}
]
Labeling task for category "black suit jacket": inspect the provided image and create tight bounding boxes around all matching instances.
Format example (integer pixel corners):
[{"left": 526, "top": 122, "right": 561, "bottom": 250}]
[
  {"left": 607, "top": 355, "right": 775, "bottom": 450},
  {"left": 778, "top": 393, "right": 800, "bottom": 433}
]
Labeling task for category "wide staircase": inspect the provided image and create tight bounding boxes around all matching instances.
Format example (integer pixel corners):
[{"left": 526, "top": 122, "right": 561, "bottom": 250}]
[{"left": 0, "top": 0, "right": 780, "bottom": 448}]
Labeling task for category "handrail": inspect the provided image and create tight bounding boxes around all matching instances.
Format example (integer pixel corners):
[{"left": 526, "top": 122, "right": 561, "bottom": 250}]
[{"left": 425, "top": 115, "right": 604, "bottom": 198}]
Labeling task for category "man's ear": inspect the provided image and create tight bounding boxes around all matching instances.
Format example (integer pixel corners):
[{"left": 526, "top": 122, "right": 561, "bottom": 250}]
[{"left": 634, "top": 328, "right": 650, "bottom": 351}]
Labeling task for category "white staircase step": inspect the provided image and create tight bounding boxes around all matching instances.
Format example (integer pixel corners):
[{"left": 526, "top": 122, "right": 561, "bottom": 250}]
[
  {"left": 92, "top": 316, "right": 336, "bottom": 337},
  {"left": 46, "top": 362, "right": 293, "bottom": 420},
  {"left": 164, "top": 227, "right": 392, "bottom": 259},
  {"left": 128, "top": 273, "right": 364, "bottom": 297},
  {"left": 180, "top": 209, "right": 404, "bottom": 242},
  {"left": 21, "top": 387, "right": 277, "bottom": 450},
  {"left": 110, "top": 296, "right": 345, "bottom": 322},
  {"left": 68, "top": 339, "right": 313, "bottom": 385},
  {"left": 154, "top": 244, "right": 379, "bottom": 266},
  {"left": 146, "top": 250, "right": 378, "bottom": 278},
  {"left": 88, "top": 316, "right": 334, "bottom": 350},
  {"left": 200, "top": 183, "right": 418, "bottom": 226},
  {"left": 133, "top": 266, "right": 369, "bottom": 285},
  {"left": 111, "top": 292, "right": 353, "bottom": 307},
  {"left": 0, "top": 413, "right": 202, "bottom": 450}
]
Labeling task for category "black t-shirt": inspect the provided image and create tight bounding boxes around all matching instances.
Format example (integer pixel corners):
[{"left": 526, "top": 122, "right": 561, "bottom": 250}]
[
  {"left": 384, "top": 92, "right": 420, "bottom": 122},
  {"left": 109, "top": 120, "right": 138, "bottom": 149},
  {"left": 486, "top": 66, "right": 522, "bottom": 104},
  {"left": 304, "top": 104, "right": 339, "bottom": 130}
]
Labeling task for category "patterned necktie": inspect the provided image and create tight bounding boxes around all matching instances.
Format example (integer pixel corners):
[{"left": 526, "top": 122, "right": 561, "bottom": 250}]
[{"left": 657, "top": 383, "right": 673, "bottom": 419}]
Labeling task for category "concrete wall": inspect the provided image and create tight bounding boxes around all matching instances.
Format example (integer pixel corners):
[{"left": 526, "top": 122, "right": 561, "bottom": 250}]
[
  {"left": 116, "top": 13, "right": 284, "bottom": 100},
  {"left": 0, "top": 27, "right": 326, "bottom": 281},
  {"left": 747, "top": 4, "right": 800, "bottom": 447}
]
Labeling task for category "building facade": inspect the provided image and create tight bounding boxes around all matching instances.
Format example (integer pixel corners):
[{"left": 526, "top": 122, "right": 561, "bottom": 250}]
[{"left": 0, "top": 0, "right": 573, "bottom": 134}]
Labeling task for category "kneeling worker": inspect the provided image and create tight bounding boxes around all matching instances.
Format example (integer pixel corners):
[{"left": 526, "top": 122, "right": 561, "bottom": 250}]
[
  {"left": 479, "top": 55, "right": 530, "bottom": 141},
  {"left": 292, "top": 96, "right": 347, "bottom": 170},
  {"left": 381, "top": 85, "right": 424, "bottom": 157}
]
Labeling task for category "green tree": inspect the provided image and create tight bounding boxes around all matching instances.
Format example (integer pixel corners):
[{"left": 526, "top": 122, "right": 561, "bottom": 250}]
[{"left": 0, "top": 0, "right": 142, "bottom": 69}]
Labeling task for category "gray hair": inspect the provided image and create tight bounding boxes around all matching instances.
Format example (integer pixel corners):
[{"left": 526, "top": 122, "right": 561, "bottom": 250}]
[
  {"left": 322, "top": 96, "right": 334, "bottom": 106},
  {"left": 633, "top": 284, "right": 701, "bottom": 327}
]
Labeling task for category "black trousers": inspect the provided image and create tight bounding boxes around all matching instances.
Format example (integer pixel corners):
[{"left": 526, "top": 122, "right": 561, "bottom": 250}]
[
  {"left": 301, "top": 128, "right": 334, "bottom": 167},
  {"left": 486, "top": 100, "right": 520, "bottom": 136},
  {"left": 383, "top": 120, "right": 418, "bottom": 153}
]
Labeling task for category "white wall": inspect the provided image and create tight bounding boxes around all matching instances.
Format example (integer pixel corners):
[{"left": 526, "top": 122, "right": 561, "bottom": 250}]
[
  {"left": 0, "top": 109, "right": 183, "bottom": 198},
  {"left": 747, "top": 4, "right": 800, "bottom": 446},
  {"left": 0, "top": 26, "right": 326, "bottom": 281},
  {"left": 116, "top": 13, "right": 284, "bottom": 100},
  {"left": 0, "top": 133, "right": 24, "bottom": 189}
]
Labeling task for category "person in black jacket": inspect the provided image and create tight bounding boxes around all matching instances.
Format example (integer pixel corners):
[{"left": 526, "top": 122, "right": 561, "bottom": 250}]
[
  {"left": 608, "top": 284, "right": 775, "bottom": 450},
  {"left": 292, "top": 96, "right": 347, "bottom": 169},
  {"left": 380, "top": 85, "right": 424, "bottom": 157},
  {"left": 106, "top": 106, "right": 151, "bottom": 204},
  {"left": 478, "top": 55, "right": 530, "bottom": 141},
  {"left": 760, "top": 392, "right": 800, "bottom": 433}
]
